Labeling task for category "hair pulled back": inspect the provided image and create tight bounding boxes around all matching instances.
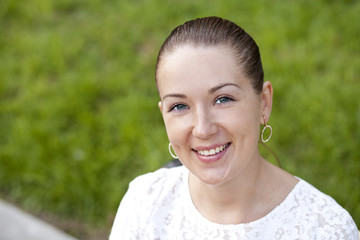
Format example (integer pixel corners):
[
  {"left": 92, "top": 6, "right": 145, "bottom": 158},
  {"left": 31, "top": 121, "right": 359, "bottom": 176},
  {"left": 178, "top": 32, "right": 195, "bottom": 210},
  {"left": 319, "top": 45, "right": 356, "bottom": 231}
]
[{"left": 155, "top": 16, "right": 264, "bottom": 94}]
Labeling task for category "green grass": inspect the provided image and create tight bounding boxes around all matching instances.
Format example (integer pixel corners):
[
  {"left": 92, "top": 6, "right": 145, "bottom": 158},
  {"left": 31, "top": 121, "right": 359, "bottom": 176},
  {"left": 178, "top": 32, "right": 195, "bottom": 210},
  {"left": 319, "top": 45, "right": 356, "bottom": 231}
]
[{"left": 1, "top": 0, "right": 359, "bottom": 238}]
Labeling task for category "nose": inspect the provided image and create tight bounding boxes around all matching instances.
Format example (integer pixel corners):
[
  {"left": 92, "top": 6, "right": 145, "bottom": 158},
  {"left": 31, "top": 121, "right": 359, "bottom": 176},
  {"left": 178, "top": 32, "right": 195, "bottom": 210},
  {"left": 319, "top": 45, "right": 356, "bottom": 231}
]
[{"left": 192, "top": 107, "right": 217, "bottom": 139}]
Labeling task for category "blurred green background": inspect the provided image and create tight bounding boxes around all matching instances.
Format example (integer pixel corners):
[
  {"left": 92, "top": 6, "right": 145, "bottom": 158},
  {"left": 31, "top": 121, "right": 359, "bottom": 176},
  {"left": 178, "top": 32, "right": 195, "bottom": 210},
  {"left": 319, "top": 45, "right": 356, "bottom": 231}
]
[{"left": 0, "top": 0, "right": 359, "bottom": 238}]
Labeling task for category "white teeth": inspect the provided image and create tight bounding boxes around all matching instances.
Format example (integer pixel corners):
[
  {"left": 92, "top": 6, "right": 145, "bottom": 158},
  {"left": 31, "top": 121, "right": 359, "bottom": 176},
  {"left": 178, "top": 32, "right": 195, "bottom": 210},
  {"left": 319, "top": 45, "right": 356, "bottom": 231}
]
[{"left": 197, "top": 144, "right": 228, "bottom": 156}]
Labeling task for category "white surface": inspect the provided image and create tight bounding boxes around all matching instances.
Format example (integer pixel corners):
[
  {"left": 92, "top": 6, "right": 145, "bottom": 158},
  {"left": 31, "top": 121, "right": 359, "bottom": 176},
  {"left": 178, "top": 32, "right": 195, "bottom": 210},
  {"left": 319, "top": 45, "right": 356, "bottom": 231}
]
[{"left": 0, "top": 199, "right": 77, "bottom": 240}]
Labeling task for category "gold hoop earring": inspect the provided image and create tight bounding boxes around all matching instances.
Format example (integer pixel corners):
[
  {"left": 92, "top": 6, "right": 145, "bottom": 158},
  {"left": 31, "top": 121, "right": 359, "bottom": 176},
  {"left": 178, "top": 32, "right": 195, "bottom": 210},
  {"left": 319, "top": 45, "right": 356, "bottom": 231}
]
[
  {"left": 168, "top": 143, "right": 178, "bottom": 159},
  {"left": 261, "top": 116, "right": 272, "bottom": 143}
]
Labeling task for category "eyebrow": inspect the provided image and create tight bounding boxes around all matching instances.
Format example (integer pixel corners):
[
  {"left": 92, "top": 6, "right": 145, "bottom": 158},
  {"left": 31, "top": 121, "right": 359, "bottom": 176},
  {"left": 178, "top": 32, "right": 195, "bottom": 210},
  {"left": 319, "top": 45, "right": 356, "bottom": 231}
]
[
  {"left": 209, "top": 83, "right": 242, "bottom": 94},
  {"left": 162, "top": 83, "right": 241, "bottom": 101},
  {"left": 162, "top": 93, "right": 186, "bottom": 101}
]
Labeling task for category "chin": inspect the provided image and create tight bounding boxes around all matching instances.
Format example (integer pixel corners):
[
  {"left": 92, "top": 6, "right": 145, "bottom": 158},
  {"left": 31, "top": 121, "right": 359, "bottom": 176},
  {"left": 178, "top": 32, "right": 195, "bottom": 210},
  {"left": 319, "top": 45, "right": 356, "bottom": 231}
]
[{"left": 193, "top": 167, "right": 231, "bottom": 186}]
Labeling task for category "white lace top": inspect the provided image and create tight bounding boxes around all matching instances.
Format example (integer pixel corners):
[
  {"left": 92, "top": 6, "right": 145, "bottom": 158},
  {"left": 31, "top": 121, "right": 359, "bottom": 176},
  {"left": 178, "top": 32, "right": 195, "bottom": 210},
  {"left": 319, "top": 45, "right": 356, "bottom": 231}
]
[{"left": 110, "top": 166, "right": 359, "bottom": 240}]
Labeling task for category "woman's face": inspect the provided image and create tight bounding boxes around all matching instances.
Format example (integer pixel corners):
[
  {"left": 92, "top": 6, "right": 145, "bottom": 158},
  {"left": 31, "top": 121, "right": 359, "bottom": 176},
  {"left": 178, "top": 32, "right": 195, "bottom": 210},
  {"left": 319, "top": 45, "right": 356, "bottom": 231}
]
[{"left": 157, "top": 45, "right": 270, "bottom": 186}]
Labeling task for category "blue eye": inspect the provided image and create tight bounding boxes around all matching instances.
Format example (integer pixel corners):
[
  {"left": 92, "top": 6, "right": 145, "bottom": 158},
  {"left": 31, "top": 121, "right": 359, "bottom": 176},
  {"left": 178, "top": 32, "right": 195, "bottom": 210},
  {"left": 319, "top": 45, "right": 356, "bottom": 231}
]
[
  {"left": 215, "top": 96, "right": 233, "bottom": 104},
  {"left": 169, "top": 103, "right": 188, "bottom": 112}
]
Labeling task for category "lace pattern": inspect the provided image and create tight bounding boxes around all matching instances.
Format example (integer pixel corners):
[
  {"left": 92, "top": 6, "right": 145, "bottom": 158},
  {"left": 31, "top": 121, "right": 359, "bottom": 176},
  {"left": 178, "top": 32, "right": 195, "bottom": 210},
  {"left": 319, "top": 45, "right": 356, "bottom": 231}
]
[{"left": 110, "top": 166, "right": 359, "bottom": 239}]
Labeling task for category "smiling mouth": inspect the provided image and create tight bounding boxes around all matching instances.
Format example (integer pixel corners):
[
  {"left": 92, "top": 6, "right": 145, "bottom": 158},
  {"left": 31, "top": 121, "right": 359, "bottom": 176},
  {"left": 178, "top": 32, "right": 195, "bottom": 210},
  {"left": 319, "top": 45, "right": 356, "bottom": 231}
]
[{"left": 195, "top": 143, "right": 230, "bottom": 156}]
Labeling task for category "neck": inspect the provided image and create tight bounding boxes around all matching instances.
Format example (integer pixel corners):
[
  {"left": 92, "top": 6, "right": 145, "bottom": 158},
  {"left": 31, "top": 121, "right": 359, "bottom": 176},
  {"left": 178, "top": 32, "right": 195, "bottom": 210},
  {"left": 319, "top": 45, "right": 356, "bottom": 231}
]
[{"left": 188, "top": 154, "right": 273, "bottom": 224}]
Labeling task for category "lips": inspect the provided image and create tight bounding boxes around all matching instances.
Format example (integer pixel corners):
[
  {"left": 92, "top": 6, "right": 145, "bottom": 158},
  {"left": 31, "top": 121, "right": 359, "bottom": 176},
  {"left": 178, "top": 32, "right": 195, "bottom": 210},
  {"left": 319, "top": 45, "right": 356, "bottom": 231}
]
[
  {"left": 192, "top": 142, "right": 231, "bottom": 164},
  {"left": 196, "top": 143, "right": 230, "bottom": 156}
]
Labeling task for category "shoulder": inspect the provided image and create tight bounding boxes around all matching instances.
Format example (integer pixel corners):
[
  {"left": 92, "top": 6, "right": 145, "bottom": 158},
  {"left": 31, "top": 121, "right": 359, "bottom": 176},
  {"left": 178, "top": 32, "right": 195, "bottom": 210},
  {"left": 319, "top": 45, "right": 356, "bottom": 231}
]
[
  {"left": 294, "top": 179, "right": 349, "bottom": 215},
  {"left": 109, "top": 166, "right": 188, "bottom": 240},
  {"left": 119, "top": 165, "right": 188, "bottom": 210},
  {"left": 289, "top": 179, "right": 359, "bottom": 239},
  {"left": 129, "top": 165, "right": 187, "bottom": 195}
]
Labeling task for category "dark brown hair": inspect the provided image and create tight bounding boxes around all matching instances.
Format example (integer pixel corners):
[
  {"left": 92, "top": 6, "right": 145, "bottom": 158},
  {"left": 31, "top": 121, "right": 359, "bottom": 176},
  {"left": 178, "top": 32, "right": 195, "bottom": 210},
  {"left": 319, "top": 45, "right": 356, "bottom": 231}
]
[{"left": 155, "top": 16, "right": 264, "bottom": 94}]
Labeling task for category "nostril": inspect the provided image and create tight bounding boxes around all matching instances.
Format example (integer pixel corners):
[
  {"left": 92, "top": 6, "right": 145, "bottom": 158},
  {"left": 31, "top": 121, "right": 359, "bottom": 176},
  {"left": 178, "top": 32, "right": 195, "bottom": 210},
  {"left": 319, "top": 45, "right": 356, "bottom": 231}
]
[
  {"left": 192, "top": 109, "right": 217, "bottom": 138},
  {"left": 192, "top": 123, "right": 217, "bottom": 139}
]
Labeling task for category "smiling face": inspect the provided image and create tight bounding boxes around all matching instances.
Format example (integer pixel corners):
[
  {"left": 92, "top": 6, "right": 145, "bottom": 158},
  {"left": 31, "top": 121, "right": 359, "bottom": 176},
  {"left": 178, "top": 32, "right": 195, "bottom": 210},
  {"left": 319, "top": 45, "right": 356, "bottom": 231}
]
[{"left": 157, "top": 45, "right": 270, "bottom": 186}]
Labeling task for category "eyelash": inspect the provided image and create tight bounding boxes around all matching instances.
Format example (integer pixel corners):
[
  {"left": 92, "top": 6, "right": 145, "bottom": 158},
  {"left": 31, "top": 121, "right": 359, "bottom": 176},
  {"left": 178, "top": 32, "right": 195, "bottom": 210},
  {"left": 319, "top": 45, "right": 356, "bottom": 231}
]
[
  {"left": 168, "top": 96, "right": 235, "bottom": 112},
  {"left": 168, "top": 103, "right": 188, "bottom": 112},
  {"left": 214, "top": 96, "right": 234, "bottom": 105}
]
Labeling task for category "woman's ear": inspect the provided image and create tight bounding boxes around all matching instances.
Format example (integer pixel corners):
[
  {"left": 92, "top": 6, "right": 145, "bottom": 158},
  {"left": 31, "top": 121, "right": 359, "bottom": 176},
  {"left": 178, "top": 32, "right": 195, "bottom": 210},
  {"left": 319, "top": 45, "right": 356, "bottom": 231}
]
[
  {"left": 158, "top": 101, "right": 163, "bottom": 113},
  {"left": 261, "top": 81, "right": 273, "bottom": 124}
]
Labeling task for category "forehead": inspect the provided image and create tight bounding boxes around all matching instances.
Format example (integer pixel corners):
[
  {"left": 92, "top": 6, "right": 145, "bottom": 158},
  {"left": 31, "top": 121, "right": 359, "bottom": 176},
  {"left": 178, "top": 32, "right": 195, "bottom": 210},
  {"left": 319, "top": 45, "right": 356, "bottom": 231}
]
[
  {"left": 157, "top": 45, "right": 247, "bottom": 96},
  {"left": 160, "top": 44, "right": 238, "bottom": 73}
]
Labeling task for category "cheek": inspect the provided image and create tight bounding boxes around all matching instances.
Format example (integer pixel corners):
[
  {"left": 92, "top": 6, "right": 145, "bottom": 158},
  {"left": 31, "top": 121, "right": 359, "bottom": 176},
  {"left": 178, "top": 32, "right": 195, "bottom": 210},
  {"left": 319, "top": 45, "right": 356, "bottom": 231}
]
[
  {"left": 163, "top": 116, "right": 190, "bottom": 145},
  {"left": 224, "top": 105, "right": 261, "bottom": 138}
]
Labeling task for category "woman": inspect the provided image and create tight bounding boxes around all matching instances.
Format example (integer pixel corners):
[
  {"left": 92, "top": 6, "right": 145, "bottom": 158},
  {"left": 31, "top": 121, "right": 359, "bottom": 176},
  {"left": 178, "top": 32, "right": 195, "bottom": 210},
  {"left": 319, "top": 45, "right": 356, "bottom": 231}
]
[{"left": 110, "top": 17, "right": 358, "bottom": 239}]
